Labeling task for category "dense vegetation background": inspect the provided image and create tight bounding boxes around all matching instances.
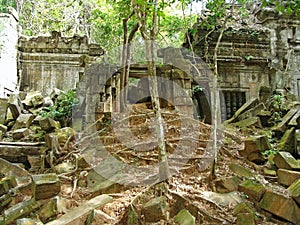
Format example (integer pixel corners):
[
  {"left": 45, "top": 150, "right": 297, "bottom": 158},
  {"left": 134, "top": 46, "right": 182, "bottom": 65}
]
[{"left": 1, "top": 0, "right": 298, "bottom": 53}]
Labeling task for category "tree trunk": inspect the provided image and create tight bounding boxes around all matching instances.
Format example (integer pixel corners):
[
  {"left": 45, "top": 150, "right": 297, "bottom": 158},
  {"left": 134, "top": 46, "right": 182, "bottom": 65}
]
[
  {"left": 135, "top": 0, "right": 169, "bottom": 181},
  {"left": 145, "top": 40, "right": 169, "bottom": 181}
]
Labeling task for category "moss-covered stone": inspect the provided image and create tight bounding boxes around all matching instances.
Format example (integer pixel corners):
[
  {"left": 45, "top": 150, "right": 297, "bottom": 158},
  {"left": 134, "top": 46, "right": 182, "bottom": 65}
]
[
  {"left": 3, "top": 198, "right": 44, "bottom": 224},
  {"left": 277, "top": 169, "right": 300, "bottom": 186},
  {"left": 142, "top": 196, "right": 168, "bottom": 223},
  {"left": 12, "top": 113, "right": 35, "bottom": 131},
  {"left": 31, "top": 173, "right": 60, "bottom": 200},
  {"left": 263, "top": 168, "right": 277, "bottom": 176},
  {"left": 214, "top": 176, "right": 240, "bottom": 193},
  {"left": 273, "top": 109, "right": 298, "bottom": 134},
  {"left": 174, "top": 209, "right": 195, "bottom": 225},
  {"left": 233, "top": 117, "right": 262, "bottom": 129},
  {"left": 277, "top": 127, "right": 295, "bottom": 153},
  {"left": 259, "top": 190, "right": 300, "bottom": 224},
  {"left": 38, "top": 198, "right": 58, "bottom": 223},
  {"left": 273, "top": 151, "right": 300, "bottom": 170},
  {"left": 236, "top": 213, "right": 255, "bottom": 225},
  {"left": 240, "top": 135, "right": 270, "bottom": 164},
  {"left": 229, "top": 163, "right": 254, "bottom": 178},
  {"left": 238, "top": 180, "right": 266, "bottom": 202},
  {"left": 39, "top": 117, "right": 60, "bottom": 132},
  {"left": 287, "top": 178, "right": 300, "bottom": 205},
  {"left": 12, "top": 128, "right": 30, "bottom": 140},
  {"left": 233, "top": 202, "right": 256, "bottom": 216}
]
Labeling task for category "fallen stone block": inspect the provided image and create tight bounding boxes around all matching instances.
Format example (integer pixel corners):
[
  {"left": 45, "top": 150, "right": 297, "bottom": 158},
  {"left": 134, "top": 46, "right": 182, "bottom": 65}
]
[
  {"left": 229, "top": 163, "right": 254, "bottom": 178},
  {"left": 225, "top": 98, "right": 259, "bottom": 124},
  {"left": 87, "top": 169, "right": 125, "bottom": 195},
  {"left": 277, "top": 169, "right": 300, "bottom": 186},
  {"left": 213, "top": 176, "right": 240, "bottom": 193},
  {"left": 263, "top": 167, "right": 277, "bottom": 176},
  {"left": 174, "top": 209, "right": 195, "bottom": 225},
  {"left": 201, "top": 191, "right": 243, "bottom": 207},
  {"left": 238, "top": 179, "right": 266, "bottom": 202},
  {"left": 233, "top": 116, "right": 262, "bottom": 129},
  {"left": 0, "top": 142, "right": 43, "bottom": 160},
  {"left": 273, "top": 151, "right": 300, "bottom": 170},
  {"left": 0, "top": 158, "right": 30, "bottom": 184},
  {"left": 288, "top": 110, "right": 300, "bottom": 127},
  {"left": 23, "top": 91, "right": 44, "bottom": 108},
  {"left": 141, "top": 196, "right": 168, "bottom": 223},
  {"left": 12, "top": 128, "right": 30, "bottom": 140},
  {"left": 31, "top": 173, "right": 60, "bottom": 200},
  {"left": 39, "top": 117, "right": 60, "bottom": 132},
  {"left": 287, "top": 178, "right": 300, "bottom": 205},
  {"left": 240, "top": 135, "right": 271, "bottom": 164},
  {"left": 38, "top": 198, "right": 58, "bottom": 223},
  {"left": 12, "top": 113, "right": 36, "bottom": 130},
  {"left": 257, "top": 110, "right": 272, "bottom": 127},
  {"left": 16, "top": 218, "right": 37, "bottom": 225},
  {"left": 277, "top": 127, "right": 295, "bottom": 153},
  {"left": 45, "top": 194, "right": 112, "bottom": 225},
  {"left": 236, "top": 213, "right": 255, "bottom": 225},
  {"left": 28, "top": 155, "right": 44, "bottom": 173},
  {"left": 8, "top": 94, "right": 23, "bottom": 120},
  {"left": 3, "top": 198, "right": 45, "bottom": 224},
  {"left": 273, "top": 108, "right": 298, "bottom": 134},
  {"left": 259, "top": 190, "right": 300, "bottom": 224},
  {"left": 237, "top": 102, "right": 266, "bottom": 121},
  {"left": 233, "top": 202, "right": 256, "bottom": 216}
]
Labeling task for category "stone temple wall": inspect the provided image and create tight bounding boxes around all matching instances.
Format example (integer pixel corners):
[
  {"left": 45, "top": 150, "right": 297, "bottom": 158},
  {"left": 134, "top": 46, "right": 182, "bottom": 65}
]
[
  {"left": 17, "top": 31, "right": 104, "bottom": 96},
  {"left": 0, "top": 13, "right": 18, "bottom": 98},
  {"left": 184, "top": 4, "right": 300, "bottom": 120}
]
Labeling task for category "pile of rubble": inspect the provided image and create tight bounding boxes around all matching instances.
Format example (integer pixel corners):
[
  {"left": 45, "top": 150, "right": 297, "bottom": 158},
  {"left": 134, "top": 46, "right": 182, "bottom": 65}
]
[
  {"left": 223, "top": 87, "right": 300, "bottom": 224},
  {"left": 1, "top": 86, "right": 300, "bottom": 224},
  {"left": 0, "top": 90, "right": 83, "bottom": 224},
  {"left": 0, "top": 90, "right": 77, "bottom": 171}
]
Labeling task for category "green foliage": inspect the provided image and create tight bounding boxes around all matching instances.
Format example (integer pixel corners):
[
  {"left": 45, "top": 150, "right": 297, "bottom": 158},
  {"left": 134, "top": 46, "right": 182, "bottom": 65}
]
[
  {"left": 192, "top": 85, "right": 203, "bottom": 94},
  {"left": 0, "top": 0, "right": 16, "bottom": 13},
  {"left": 17, "top": 0, "right": 199, "bottom": 54},
  {"left": 269, "top": 93, "right": 288, "bottom": 123},
  {"left": 39, "top": 90, "right": 78, "bottom": 126},
  {"left": 271, "top": 94, "right": 287, "bottom": 111},
  {"left": 20, "top": 0, "right": 94, "bottom": 37},
  {"left": 261, "top": 0, "right": 300, "bottom": 15},
  {"left": 262, "top": 148, "right": 277, "bottom": 157},
  {"left": 245, "top": 55, "right": 253, "bottom": 61}
]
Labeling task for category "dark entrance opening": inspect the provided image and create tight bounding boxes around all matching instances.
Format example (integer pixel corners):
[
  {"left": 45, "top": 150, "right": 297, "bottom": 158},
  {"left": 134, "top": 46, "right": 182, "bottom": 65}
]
[{"left": 220, "top": 90, "right": 246, "bottom": 121}]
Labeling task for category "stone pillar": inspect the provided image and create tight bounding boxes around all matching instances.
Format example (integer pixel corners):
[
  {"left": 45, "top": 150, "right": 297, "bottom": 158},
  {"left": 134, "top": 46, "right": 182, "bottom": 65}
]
[{"left": 0, "top": 13, "right": 18, "bottom": 98}]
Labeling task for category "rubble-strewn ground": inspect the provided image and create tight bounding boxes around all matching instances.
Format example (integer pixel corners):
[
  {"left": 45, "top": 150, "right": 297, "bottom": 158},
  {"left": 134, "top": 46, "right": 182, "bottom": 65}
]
[{"left": 1, "top": 89, "right": 300, "bottom": 225}]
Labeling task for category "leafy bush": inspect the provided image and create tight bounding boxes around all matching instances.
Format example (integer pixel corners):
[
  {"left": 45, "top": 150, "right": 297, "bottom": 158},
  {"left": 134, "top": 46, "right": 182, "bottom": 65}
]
[
  {"left": 262, "top": 149, "right": 277, "bottom": 157},
  {"left": 40, "top": 90, "right": 78, "bottom": 127}
]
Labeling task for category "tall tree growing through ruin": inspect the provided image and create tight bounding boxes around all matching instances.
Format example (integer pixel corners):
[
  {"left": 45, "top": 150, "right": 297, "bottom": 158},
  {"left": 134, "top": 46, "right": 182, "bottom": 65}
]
[{"left": 133, "top": 0, "right": 170, "bottom": 181}]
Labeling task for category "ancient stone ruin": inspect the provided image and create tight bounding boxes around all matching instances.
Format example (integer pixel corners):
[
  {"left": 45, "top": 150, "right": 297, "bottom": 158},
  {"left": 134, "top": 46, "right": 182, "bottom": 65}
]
[{"left": 0, "top": 2, "right": 300, "bottom": 225}]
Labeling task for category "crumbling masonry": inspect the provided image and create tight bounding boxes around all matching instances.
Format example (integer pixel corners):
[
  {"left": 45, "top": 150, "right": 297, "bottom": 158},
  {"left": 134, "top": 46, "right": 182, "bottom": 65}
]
[{"left": 0, "top": 4, "right": 299, "bottom": 124}]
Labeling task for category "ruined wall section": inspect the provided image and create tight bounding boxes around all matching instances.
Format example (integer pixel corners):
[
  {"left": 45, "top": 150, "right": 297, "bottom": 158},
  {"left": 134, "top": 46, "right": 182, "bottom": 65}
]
[
  {"left": 186, "top": 4, "right": 300, "bottom": 119},
  {"left": 188, "top": 27, "right": 270, "bottom": 97},
  {"left": 256, "top": 7, "right": 300, "bottom": 99},
  {"left": 17, "top": 31, "right": 104, "bottom": 96},
  {"left": 0, "top": 13, "right": 18, "bottom": 97},
  {"left": 186, "top": 26, "right": 270, "bottom": 120}
]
